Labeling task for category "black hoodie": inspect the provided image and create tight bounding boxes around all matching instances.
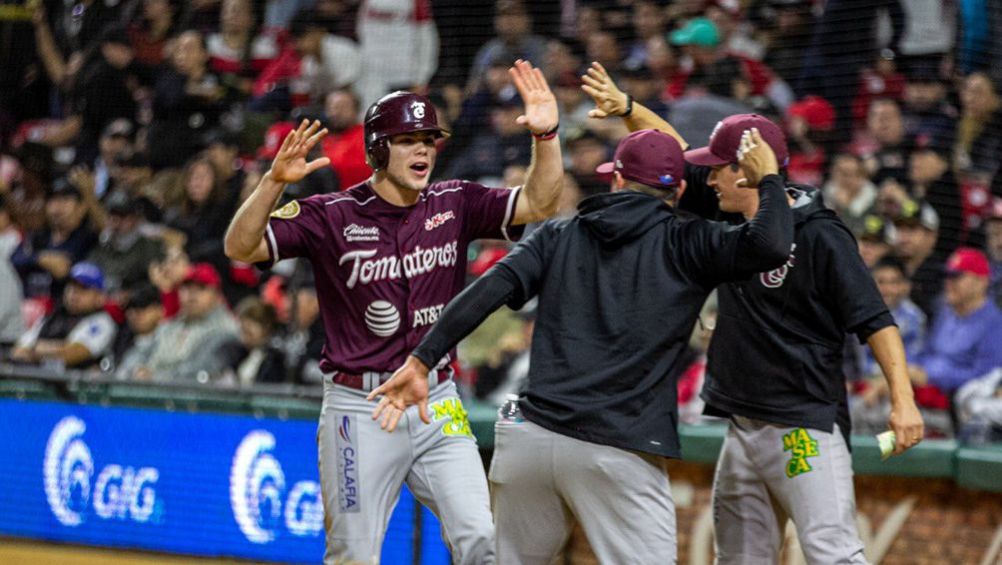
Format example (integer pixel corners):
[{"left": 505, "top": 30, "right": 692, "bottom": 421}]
[
  {"left": 700, "top": 187, "right": 895, "bottom": 443},
  {"left": 414, "top": 176, "right": 793, "bottom": 457}
]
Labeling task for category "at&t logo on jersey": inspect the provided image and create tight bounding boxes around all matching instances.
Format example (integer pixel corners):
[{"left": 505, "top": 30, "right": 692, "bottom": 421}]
[
  {"left": 43, "top": 416, "right": 161, "bottom": 527},
  {"left": 413, "top": 304, "right": 444, "bottom": 328},
  {"left": 343, "top": 224, "right": 379, "bottom": 242},
  {"left": 340, "top": 241, "right": 459, "bottom": 289},
  {"left": 760, "top": 243, "right": 797, "bottom": 289},
  {"left": 229, "top": 430, "right": 323, "bottom": 543},
  {"left": 365, "top": 300, "right": 401, "bottom": 336},
  {"left": 336, "top": 415, "right": 360, "bottom": 513},
  {"left": 425, "top": 210, "right": 455, "bottom": 231}
]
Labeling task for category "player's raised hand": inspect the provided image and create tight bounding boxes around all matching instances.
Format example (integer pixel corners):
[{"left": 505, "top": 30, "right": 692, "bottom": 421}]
[
  {"left": 581, "top": 61, "right": 629, "bottom": 119},
  {"left": 888, "top": 397, "right": 924, "bottom": 455},
  {"left": 367, "top": 356, "right": 432, "bottom": 433},
  {"left": 736, "top": 128, "right": 779, "bottom": 189},
  {"left": 269, "top": 119, "right": 330, "bottom": 184},
  {"left": 509, "top": 59, "right": 559, "bottom": 135}
]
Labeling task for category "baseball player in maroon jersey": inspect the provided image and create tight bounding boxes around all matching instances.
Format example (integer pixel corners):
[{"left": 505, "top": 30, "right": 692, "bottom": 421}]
[{"left": 225, "top": 60, "right": 563, "bottom": 564}]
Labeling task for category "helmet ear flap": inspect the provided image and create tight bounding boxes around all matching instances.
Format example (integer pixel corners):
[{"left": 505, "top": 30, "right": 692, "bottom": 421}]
[{"left": 367, "top": 137, "right": 390, "bottom": 170}]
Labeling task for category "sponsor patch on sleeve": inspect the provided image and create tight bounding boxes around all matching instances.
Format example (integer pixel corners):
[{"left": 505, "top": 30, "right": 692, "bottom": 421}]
[{"left": 270, "top": 200, "right": 301, "bottom": 220}]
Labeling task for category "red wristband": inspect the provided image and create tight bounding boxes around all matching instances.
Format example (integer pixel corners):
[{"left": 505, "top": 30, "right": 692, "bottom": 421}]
[{"left": 532, "top": 124, "right": 559, "bottom": 141}]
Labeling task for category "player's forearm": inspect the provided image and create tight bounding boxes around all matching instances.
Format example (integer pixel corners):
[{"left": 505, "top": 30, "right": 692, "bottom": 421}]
[
  {"left": 623, "top": 102, "right": 688, "bottom": 149},
  {"left": 412, "top": 269, "right": 518, "bottom": 369},
  {"left": 867, "top": 326, "right": 915, "bottom": 404},
  {"left": 518, "top": 136, "right": 564, "bottom": 224},
  {"left": 224, "top": 172, "right": 285, "bottom": 261},
  {"left": 734, "top": 175, "right": 793, "bottom": 271}
]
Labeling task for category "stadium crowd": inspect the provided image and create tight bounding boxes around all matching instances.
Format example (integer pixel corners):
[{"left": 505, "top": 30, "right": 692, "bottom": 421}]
[{"left": 1, "top": 0, "right": 1001, "bottom": 443}]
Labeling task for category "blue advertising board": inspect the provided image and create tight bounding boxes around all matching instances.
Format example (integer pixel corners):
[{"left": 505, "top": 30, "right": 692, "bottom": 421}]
[{"left": 0, "top": 399, "right": 449, "bottom": 563}]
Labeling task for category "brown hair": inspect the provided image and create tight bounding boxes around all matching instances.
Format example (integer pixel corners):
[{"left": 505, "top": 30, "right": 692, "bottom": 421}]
[{"left": 236, "top": 296, "right": 279, "bottom": 334}]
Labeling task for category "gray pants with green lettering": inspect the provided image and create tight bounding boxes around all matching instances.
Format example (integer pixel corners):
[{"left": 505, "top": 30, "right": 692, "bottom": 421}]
[
  {"left": 317, "top": 380, "right": 493, "bottom": 564},
  {"left": 489, "top": 417, "right": 676, "bottom": 564},
  {"left": 712, "top": 415, "right": 867, "bottom": 564}
]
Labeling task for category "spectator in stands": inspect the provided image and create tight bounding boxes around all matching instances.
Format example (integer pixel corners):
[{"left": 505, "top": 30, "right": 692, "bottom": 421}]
[
  {"left": 706, "top": 0, "right": 764, "bottom": 60},
  {"left": 251, "top": 11, "right": 361, "bottom": 112},
  {"left": 320, "top": 89, "right": 371, "bottom": 188},
  {"left": 0, "top": 194, "right": 25, "bottom": 347},
  {"left": 88, "top": 192, "right": 165, "bottom": 299},
  {"left": 785, "top": 95, "right": 835, "bottom": 186},
  {"left": 759, "top": 0, "right": 813, "bottom": 88},
  {"left": 908, "top": 132, "right": 963, "bottom": 254},
  {"left": 620, "top": 66, "right": 668, "bottom": 120},
  {"left": 441, "top": 91, "right": 531, "bottom": 183},
  {"left": 955, "top": 368, "right": 1002, "bottom": 445},
  {"left": 585, "top": 31, "right": 622, "bottom": 75},
  {"left": 11, "top": 262, "right": 116, "bottom": 369},
  {"left": 473, "top": 301, "right": 534, "bottom": 405},
  {"left": 851, "top": 49, "right": 906, "bottom": 127},
  {"left": 858, "top": 98, "right": 913, "bottom": 185},
  {"left": 355, "top": 0, "right": 439, "bottom": 107},
  {"left": 623, "top": 0, "right": 667, "bottom": 70},
  {"left": 11, "top": 179, "right": 99, "bottom": 300},
  {"left": 954, "top": 73, "right": 1002, "bottom": 179},
  {"left": 911, "top": 248, "right": 1002, "bottom": 394},
  {"left": 861, "top": 257, "right": 926, "bottom": 376},
  {"left": 892, "top": 202, "right": 946, "bottom": 318},
  {"left": 89, "top": 119, "right": 135, "bottom": 200},
  {"left": 468, "top": 0, "right": 547, "bottom": 92},
  {"left": 666, "top": 58, "right": 757, "bottom": 146},
  {"left": 147, "top": 244, "right": 191, "bottom": 319},
  {"left": 985, "top": 199, "right": 1002, "bottom": 305},
  {"left": 206, "top": 0, "right": 279, "bottom": 94},
  {"left": 901, "top": 67, "right": 957, "bottom": 142},
  {"left": 564, "top": 130, "right": 610, "bottom": 197},
  {"left": 279, "top": 262, "right": 324, "bottom": 384},
  {"left": 858, "top": 214, "right": 893, "bottom": 268},
  {"left": 121, "top": 262, "right": 238, "bottom": 382},
  {"left": 823, "top": 154, "right": 877, "bottom": 235},
  {"left": 149, "top": 31, "right": 226, "bottom": 169},
  {"left": 668, "top": 17, "right": 792, "bottom": 109},
  {"left": 127, "top": 0, "right": 180, "bottom": 67},
  {"left": 221, "top": 297, "right": 287, "bottom": 386},
  {"left": 165, "top": 157, "right": 234, "bottom": 267},
  {"left": 202, "top": 129, "right": 246, "bottom": 211},
  {"left": 112, "top": 284, "right": 163, "bottom": 377}
]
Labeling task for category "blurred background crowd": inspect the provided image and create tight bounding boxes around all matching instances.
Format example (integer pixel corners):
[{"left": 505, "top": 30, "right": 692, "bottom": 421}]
[{"left": 0, "top": 0, "right": 1001, "bottom": 444}]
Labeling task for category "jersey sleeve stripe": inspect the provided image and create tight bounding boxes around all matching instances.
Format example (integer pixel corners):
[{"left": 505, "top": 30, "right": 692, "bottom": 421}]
[
  {"left": 500, "top": 186, "right": 521, "bottom": 242},
  {"left": 265, "top": 223, "right": 279, "bottom": 266}
]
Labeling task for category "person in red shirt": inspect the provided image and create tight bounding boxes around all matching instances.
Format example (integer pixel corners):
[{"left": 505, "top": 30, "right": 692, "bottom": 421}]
[{"left": 321, "top": 89, "right": 372, "bottom": 188}]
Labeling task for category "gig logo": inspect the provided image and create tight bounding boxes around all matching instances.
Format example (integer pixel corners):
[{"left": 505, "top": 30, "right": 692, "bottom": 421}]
[
  {"left": 43, "top": 416, "right": 160, "bottom": 527},
  {"left": 229, "top": 431, "right": 323, "bottom": 544}
]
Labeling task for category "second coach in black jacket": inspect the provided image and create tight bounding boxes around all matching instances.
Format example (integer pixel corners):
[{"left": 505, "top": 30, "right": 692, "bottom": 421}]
[{"left": 367, "top": 128, "right": 793, "bottom": 563}]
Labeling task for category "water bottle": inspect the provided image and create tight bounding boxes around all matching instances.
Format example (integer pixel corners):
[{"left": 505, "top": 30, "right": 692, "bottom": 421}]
[{"left": 498, "top": 394, "right": 523, "bottom": 424}]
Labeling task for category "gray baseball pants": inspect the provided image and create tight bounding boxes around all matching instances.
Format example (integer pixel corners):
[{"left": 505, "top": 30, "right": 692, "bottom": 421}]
[
  {"left": 489, "top": 417, "right": 676, "bottom": 564},
  {"left": 317, "top": 379, "right": 494, "bottom": 564},
  {"left": 712, "top": 415, "right": 867, "bottom": 565}
]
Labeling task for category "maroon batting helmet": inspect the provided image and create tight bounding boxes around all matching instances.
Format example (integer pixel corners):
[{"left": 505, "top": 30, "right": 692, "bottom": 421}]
[{"left": 363, "top": 91, "right": 449, "bottom": 170}]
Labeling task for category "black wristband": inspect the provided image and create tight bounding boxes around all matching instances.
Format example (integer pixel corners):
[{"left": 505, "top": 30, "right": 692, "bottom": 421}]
[
  {"left": 532, "top": 123, "right": 559, "bottom": 140},
  {"left": 621, "top": 94, "right": 634, "bottom": 117}
]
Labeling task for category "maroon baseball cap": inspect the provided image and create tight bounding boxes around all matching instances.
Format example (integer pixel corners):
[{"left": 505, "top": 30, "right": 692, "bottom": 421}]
[
  {"left": 945, "top": 247, "right": 990, "bottom": 278},
  {"left": 595, "top": 129, "right": 685, "bottom": 190},
  {"left": 684, "top": 114, "right": 789, "bottom": 168}
]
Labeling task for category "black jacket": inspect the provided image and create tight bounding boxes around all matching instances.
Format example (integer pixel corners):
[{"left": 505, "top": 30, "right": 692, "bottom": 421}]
[
  {"left": 700, "top": 188, "right": 895, "bottom": 440},
  {"left": 414, "top": 177, "right": 793, "bottom": 457}
]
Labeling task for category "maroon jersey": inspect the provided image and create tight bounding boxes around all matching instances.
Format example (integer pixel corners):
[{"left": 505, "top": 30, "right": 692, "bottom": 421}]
[{"left": 264, "top": 180, "right": 522, "bottom": 373}]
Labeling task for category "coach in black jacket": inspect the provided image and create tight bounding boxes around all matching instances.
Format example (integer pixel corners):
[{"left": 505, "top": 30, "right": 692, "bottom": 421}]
[
  {"left": 369, "top": 128, "right": 793, "bottom": 563},
  {"left": 580, "top": 61, "right": 925, "bottom": 565}
]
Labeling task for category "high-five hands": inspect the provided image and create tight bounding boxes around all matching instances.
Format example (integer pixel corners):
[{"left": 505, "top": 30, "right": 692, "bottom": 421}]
[{"left": 269, "top": 119, "right": 330, "bottom": 184}]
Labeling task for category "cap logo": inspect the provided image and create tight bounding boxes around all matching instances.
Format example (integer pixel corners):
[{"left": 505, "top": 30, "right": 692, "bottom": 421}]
[
  {"left": 709, "top": 120, "right": 724, "bottom": 143},
  {"left": 659, "top": 174, "right": 674, "bottom": 185},
  {"left": 410, "top": 101, "right": 426, "bottom": 119},
  {"left": 615, "top": 159, "right": 623, "bottom": 169}
]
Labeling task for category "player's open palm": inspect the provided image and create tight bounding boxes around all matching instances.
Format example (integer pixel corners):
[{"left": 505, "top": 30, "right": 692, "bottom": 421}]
[
  {"left": 736, "top": 128, "right": 779, "bottom": 188},
  {"left": 269, "top": 119, "right": 330, "bottom": 184},
  {"left": 510, "top": 59, "right": 558, "bottom": 135},
  {"left": 888, "top": 398, "right": 924, "bottom": 455},
  {"left": 368, "top": 356, "right": 432, "bottom": 433},
  {"left": 581, "top": 61, "right": 629, "bottom": 119}
]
